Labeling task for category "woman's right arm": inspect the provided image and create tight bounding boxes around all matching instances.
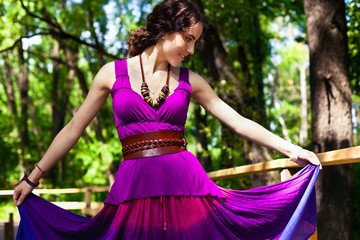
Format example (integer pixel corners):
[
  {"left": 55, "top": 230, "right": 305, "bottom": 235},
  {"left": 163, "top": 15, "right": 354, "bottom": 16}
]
[
  {"left": 189, "top": 70, "right": 321, "bottom": 168},
  {"left": 13, "top": 62, "right": 116, "bottom": 206}
]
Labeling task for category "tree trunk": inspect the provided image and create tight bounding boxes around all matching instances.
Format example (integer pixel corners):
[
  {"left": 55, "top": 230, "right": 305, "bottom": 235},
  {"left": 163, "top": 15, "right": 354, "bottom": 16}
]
[
  {"left": 17, "top": 43, "right": 30, "bottom": 176},
  {"left": 357, "top": 108, "right": 360, "bottom": 145},
  {"left": 304, "top": 0, "right": 354, "bottom": 239},
  {"left": 2, "top": 51, "right": 18, "bottom": 117},
  {"left": 245, "top": 12, "right": 267, "bottom": 126},
  {"left": 18, "top": 46, "right": 29, "bottom": 147},
  {"left": 298, "top": 62, "right": 308, "bottom": 145},
  {"left": 50, "top": 40, "right": 62, "bottom": 138}
]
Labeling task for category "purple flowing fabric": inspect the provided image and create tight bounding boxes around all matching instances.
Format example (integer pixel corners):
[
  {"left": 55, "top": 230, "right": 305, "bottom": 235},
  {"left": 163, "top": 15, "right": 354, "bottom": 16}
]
[{"left": 16, "top": 60, "right": 319, "bottom": 239}]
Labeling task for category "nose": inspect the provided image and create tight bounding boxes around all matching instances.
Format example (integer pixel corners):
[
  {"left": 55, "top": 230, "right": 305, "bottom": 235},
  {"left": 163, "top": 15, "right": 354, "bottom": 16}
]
[{"left": 187, "top": 43, "right": 195, "bottom": 55}]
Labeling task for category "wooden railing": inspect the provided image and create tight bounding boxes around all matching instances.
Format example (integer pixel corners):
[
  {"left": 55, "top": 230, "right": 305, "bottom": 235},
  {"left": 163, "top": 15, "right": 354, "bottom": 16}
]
[
  {"left": 1, "top": 146, "right": 359, "bottom": 240},
  {"left": 207, "top": 146, "right": 360, "bottom": 180}
]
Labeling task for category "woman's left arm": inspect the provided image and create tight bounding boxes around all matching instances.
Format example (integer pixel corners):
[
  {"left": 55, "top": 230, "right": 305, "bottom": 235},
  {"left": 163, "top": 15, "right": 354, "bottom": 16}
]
[{"left": 189, "top": 71, "right": 321, "bottom": 168}]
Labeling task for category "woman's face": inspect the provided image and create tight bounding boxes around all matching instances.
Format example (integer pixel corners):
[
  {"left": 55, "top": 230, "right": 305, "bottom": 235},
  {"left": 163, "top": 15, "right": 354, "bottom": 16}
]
[{"left": 160, "top": 22, "right": 203, "bottom": 66}]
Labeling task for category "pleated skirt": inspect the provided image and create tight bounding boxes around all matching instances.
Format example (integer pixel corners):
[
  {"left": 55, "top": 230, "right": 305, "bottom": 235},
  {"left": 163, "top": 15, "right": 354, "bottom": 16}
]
[{"left": 16, "top": 164, "right": 319, "bottom": 240}]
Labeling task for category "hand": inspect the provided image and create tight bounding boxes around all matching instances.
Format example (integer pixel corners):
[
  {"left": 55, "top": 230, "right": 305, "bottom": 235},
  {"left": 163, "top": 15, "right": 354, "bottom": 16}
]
[
  {"left": 293, "top": 148, "right": 322, "bottom": 169},
  {"left": 13, "top": 181, "right": 34, "bottom": 206}
]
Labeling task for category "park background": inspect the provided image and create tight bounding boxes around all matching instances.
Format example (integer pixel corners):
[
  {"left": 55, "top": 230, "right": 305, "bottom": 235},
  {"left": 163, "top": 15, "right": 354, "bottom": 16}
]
[{"left": 0, "top": 0, "right": 359, "bottom": 239}]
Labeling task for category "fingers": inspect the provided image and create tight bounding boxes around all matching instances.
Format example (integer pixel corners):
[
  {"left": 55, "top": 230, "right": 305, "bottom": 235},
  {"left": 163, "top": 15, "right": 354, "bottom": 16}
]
[
  {"left": 16, "top": 194, "right": 27, "bottom": 206},
  {"left": 13, "top": 182, "right": 33, "bottom": 206},
  {"left": 299, "top": 149, "right": 322, "bottom": 170},
  {"left": 308, "top": 151, "right": 322, "bottom": 168},
  {"left": 13, "top": 187, "right": 20, "bottom": 205}
]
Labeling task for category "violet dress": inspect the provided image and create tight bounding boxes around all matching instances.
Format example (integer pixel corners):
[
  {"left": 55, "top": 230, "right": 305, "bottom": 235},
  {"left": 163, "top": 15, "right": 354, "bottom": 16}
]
[{"left": 16, "top": 60, "right": 319, "bottom": 240}]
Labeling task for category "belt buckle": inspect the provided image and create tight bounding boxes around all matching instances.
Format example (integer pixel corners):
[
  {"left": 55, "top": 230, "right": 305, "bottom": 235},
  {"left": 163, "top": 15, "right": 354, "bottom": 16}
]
[{"left": 181, "top": 137, "right": 187, "bottom": 149}]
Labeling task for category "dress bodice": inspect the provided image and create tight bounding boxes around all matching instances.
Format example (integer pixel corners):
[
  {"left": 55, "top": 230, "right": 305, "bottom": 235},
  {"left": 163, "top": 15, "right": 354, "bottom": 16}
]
[{"left": 111, "top": 60, "right": 192, "bottom": 140}]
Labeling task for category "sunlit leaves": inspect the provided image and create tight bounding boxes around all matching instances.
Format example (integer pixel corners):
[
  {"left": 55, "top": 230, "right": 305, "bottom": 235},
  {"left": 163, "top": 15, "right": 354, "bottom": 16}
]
[{"left": 347, "top": 0, "right": 360, "bottom": 94}]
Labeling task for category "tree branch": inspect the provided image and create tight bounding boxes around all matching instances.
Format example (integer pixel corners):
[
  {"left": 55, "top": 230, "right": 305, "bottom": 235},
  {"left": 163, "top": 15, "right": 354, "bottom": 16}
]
[
  {"left": 27, "top": 50, "right": 66, "bottom": 65},
  {"left": 0, "top": 32, "right": 51, "bottom": 53},
  {"left": 1, "top": 30, "right": 121, "bottom": 59},
  {"left": 16, "top": 0, "right": 121, "bottom": 60},
  {"left": 19, "top": 0, "right": 62, "bottom": 30}
]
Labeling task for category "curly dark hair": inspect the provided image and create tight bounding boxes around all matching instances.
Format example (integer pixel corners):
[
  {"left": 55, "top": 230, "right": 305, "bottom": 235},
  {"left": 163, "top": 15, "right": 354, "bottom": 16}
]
[{"left": 127, "top": 0, "right": 207, "bottom": 57}]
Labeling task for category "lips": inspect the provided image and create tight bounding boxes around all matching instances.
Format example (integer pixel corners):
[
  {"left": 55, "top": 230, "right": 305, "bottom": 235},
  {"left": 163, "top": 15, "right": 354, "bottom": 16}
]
[{"left": 179, "top": 54, "right": 186, "bottom": 60}]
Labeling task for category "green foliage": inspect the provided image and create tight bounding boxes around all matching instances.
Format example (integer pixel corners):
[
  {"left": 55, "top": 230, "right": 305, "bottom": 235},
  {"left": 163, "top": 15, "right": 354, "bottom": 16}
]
[
  {"left": 347, "top": 2, "right": 360, "bottom": 234},
  {"left": 0, "top": 101, "right": 19, "bottom": 189},
  {"left": 347, "top": 0, "right": 360, "bottom": 95},
  {"left": 0, "top": 0, "right": 136, "bottom": 189},
  {"left": 347, "top": 0, "right": 360, "bottom": 152},
  {"left": 276, "top": 43, "right": 308, "bottom": 83}
]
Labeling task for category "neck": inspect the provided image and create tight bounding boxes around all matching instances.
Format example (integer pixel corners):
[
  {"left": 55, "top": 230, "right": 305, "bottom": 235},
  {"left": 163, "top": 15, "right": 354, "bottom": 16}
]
[{"left": 142, "top": 45, "right": 169, "bottom": 73}]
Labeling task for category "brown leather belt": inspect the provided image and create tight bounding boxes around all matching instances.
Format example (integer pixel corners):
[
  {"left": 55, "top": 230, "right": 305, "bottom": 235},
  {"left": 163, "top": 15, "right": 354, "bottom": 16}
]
[{"left": 121, "top": 130, "right": 187, "bottom": 160}]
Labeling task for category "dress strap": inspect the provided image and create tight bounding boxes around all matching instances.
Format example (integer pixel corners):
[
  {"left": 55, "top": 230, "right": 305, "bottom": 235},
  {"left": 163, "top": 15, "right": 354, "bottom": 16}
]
[
  {"left": 178, "top": 67, "right": 191, "bottom": 93},
  {"left": 114, "top": 60, "right": 128, "bottom": 78},
  {"left": 179, "top": 67, "right": 189, "bottom": 83},
  {"left": 112, "top": 60, "right": 131, "bottom": 95}
]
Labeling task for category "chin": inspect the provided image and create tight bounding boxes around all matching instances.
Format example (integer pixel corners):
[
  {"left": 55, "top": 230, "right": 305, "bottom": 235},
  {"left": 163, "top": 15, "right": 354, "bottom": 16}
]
[
  {"left": 167, "top": 55, "right": 185, "bottom": 67},
  {"left": 169, "top": 60, "right": 182, "bottom": 67}
]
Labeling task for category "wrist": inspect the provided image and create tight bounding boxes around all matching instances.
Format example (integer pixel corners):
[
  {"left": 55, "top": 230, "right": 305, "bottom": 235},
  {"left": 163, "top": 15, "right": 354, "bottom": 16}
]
[
  {"left": 21, "top": 172, "right": 39, "bottom": 188},
  {"left": 289, "top": 146, "right": 303, "bottom": 163},
  {"left": 36, "top": 164, "right": 47, "bottom": 175},
  {"left": 28, "top": 166, "right": 44, "bottom": 184}
]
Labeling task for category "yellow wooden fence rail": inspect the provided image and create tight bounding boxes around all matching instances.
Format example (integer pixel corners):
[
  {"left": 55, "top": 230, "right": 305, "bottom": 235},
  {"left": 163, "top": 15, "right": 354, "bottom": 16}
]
[
  {"left": 207, "top": 146, "right": 360, "bottom": 180},
  {"left": 1, "top": 146, "right": 359, "bottom": 240}
]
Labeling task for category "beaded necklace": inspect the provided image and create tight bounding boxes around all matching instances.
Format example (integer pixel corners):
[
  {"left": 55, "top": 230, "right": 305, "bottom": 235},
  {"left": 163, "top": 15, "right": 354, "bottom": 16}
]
[{"left": 139, "top": 54, "right": 170, "bottom": 107}]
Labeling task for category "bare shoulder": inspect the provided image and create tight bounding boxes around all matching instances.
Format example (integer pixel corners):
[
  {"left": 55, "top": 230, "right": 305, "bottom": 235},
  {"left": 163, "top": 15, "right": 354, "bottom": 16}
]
[
  {"left": 188, "top": 69, "right": 202, "bottom": 79},
  {"left": 188, "top": 69, "right": 210, "bottom": 93},
  {"left": 92, "top": 61, "right": 116, "bottom": 91}
]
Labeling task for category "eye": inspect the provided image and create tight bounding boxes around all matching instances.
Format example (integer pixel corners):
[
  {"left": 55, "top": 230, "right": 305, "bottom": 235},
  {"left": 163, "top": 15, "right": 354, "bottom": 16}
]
[{"left": 183, "top": 35, "right": 192, "bottom": 43}]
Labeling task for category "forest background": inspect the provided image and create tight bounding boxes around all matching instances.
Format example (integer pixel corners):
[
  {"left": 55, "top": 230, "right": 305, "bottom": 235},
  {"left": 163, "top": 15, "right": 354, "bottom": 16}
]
[{"left": 0, "top": 0, "right": 359, "bottom": 239}]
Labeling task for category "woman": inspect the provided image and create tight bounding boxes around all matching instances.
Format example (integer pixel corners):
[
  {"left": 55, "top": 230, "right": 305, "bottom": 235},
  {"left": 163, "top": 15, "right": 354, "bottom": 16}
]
[{"left": 14, "top": 0, "right": 321, "bottom": 239}]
